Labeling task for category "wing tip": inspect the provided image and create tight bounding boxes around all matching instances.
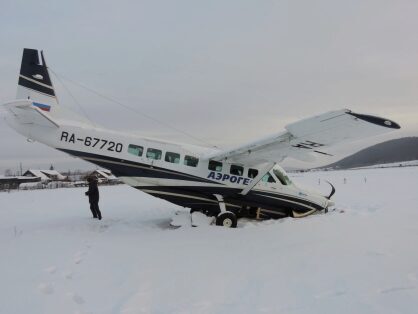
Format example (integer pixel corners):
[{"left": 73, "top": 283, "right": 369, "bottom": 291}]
[{"left": 348, "top": 111, "right": 401, "bottom": 129}]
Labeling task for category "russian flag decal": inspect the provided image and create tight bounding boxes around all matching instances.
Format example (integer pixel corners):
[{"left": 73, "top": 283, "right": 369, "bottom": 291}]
[{"left": 33, "top": 102, "right": 51, "bottom": 112}]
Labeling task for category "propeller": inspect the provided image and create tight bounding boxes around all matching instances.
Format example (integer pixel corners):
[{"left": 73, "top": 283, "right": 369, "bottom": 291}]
[{"left": 324, "top": 180, "right": 336, "bottom": 200}]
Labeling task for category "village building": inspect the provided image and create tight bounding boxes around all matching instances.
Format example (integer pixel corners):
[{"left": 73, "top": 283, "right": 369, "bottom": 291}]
[
  {"left": 90, "top": 169, "right": 119, "bottom": 184},
  {"left": 23, "top": 170, "right": 67, "bottom": 183},
  {"left": 0, "top": 176, "right": 41, "bottom": 190}
]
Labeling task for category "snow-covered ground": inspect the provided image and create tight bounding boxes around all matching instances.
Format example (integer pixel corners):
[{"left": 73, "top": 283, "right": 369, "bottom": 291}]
[{"left": 1, "top": 167, "right": 417, "bottom": 314}]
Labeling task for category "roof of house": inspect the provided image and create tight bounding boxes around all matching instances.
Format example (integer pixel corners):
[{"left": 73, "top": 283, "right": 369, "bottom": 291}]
[
  {"left": 23, "top": 170, "right": 66, "bottom": 181},
  {"left": 93, "top": 170, "right": 117, "bottom": 180}
]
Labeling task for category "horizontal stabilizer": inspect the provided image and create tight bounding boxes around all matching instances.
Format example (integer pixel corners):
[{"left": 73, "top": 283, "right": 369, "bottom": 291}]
[{"left": 4, "top": 100, "right": 60, "bottom": 128}]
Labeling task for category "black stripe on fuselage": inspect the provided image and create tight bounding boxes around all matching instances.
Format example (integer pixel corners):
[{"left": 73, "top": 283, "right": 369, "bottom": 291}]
[
  {"left": 138, "top": 185, "right": 323, "bottom": 210},
  {"left": 251, "top": 189, "right": 324, "bottom": 210},
  {"left": 58, "top": 148, "right": 219, "bottom": 184},
  {"left": 136, "top": 185, "right": 324, "bottom": 215},
  {"left": 137, "top": 187, "right": 239, "bottom": 212}
]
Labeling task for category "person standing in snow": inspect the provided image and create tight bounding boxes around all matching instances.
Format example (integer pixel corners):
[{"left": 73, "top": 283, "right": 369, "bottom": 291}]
[{"left": 85, "top": 176, "right": 102, "bottom": 220}]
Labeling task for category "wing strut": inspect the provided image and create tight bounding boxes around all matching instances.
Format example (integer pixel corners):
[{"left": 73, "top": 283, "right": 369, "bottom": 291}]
[{"left": 240, "top": 162, "right": 276, "bottom": 196}]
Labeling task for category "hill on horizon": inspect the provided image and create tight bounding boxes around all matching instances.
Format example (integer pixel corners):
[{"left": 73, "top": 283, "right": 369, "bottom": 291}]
[{"left": 321, "top": 137, "right": 418, "bottom": 170}]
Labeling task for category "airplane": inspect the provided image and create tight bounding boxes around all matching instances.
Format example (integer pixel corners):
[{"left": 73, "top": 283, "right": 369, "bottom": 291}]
[{"left": 2, "top": 48, "right": 400, "bottom": 228}]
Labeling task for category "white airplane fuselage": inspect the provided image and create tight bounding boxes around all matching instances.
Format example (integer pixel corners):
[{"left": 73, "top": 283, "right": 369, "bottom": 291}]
[{"left": 3, "top": 99, "right": 330, "bottom": 221}]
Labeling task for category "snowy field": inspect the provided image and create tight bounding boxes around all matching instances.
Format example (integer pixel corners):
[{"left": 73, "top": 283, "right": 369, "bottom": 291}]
[{"left": 1, "top": 167, "right": 418, "bottom": 314}]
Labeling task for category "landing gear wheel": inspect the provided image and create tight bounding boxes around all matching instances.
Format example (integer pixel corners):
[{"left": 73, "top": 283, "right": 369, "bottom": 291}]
[{"left": 216, "top": 212, "right": 237, "bottom": 228}]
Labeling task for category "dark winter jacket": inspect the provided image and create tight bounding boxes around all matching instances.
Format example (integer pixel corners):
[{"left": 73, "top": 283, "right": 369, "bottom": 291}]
[{"left": 85, "top": 181, "right": 99, "bottom": 203}]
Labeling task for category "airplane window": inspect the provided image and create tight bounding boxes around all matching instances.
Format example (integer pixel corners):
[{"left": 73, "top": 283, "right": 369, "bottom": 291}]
[
  {"left": 208, "top": 160, "right": 222, "bottom": 172},
  {"left": 230, "top": 165, "right": 243, "bottom": 176},
  {"left": 273, "top": 168, "right": 292, "bottom": 185},
  {"left": 248, "top": 168, "right": 258, "bottom": 178},
  {"left": 184, "top": 155, "right": 199, "bottom": 167},
  {"left": 165, "top": 152, "right": 180, "bottom": 164},
  {"left": 261, "top": 172, "right": 276, "bottom": 183},
  {"left": 128, "top": 144, "right": 143, "bottom": 157},
  {"left": 146, "top": 148, "right": 162, "bottom": 160}
]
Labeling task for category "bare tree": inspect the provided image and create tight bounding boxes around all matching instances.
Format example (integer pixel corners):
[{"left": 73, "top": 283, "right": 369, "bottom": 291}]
[{"left": 4, "top": 169, "right": 13, "bottom": 177}]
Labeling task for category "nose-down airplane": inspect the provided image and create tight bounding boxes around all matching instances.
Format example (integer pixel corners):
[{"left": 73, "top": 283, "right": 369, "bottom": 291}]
[{"left": 2, "top": 49, "right": 400, "bottom": 227}]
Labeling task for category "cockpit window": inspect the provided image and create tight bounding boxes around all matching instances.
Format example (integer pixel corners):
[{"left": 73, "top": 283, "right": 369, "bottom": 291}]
[
  {"left": 273, "top": 168, "right": 292, "bottom": 185},
  {"left": 261, "top": 172, "right": 276, "bottom": 183}
]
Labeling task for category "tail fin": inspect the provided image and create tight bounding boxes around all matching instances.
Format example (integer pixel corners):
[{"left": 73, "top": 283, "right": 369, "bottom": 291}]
[
  {"left": 13, "top": 48, "right": 91, "bottom": 125},
  {"left": 17, "top": 49, "right": 58, "bottom": 108}
]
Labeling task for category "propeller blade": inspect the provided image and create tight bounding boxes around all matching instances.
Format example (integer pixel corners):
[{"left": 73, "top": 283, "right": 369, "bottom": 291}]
[{"left": 325, "top": 180, "right": 336, "bottom": 199}]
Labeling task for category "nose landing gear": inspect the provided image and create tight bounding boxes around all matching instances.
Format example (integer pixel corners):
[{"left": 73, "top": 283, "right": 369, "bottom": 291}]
[{"left": 214, "top": 194, "right": 237, "bottom": 228}]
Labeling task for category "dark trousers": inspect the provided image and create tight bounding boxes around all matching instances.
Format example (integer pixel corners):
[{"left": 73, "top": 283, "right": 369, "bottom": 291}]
[{"left": 90, "top": 201, "right": 102, "bottom": 219}]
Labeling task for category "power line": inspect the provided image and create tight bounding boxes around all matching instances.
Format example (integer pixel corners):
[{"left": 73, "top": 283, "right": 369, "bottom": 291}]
[{"left": 49, "top": 68, "right": 216, "bottom": 147}]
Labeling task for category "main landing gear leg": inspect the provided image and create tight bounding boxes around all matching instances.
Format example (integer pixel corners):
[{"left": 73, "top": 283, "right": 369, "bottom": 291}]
[{"left": 213, "top": 194, "right": 237, "bottom": 228}]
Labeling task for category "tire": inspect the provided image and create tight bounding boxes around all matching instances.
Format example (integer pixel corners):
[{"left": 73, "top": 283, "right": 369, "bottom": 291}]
[{"left": 216, "top": 212, "right": 237, "bottom": 228}]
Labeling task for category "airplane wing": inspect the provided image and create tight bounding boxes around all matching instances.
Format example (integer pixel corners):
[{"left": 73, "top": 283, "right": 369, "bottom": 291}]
[{"left": 205, "top": 109, "right": 400, "bottom": 166}]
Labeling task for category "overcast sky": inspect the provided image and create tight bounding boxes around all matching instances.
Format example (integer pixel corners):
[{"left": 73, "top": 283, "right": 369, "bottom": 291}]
[{"left": 1, "top": 0, "right": 418, "bottom": 173}]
